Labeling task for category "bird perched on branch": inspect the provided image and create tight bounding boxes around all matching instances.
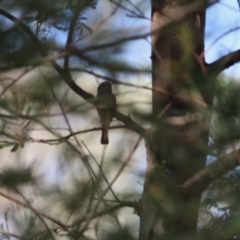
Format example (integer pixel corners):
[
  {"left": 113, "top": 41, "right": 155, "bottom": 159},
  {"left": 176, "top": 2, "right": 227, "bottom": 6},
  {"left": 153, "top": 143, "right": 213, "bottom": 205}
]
[{"left": 97, "top": 82, "right": 116, "bottom": 144}]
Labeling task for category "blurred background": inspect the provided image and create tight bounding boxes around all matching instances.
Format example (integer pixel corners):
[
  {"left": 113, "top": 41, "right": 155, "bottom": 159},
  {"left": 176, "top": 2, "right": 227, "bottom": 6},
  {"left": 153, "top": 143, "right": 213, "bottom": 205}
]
[{"left": 0, "top": 0, "right": 239, "bottom": 239}]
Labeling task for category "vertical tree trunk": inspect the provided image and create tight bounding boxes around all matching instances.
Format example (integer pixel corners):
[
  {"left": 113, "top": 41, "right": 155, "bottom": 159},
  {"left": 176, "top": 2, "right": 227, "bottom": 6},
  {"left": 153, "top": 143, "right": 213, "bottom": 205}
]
[{"left": 139, "top": 1, "right": 211, "bottom": 239}]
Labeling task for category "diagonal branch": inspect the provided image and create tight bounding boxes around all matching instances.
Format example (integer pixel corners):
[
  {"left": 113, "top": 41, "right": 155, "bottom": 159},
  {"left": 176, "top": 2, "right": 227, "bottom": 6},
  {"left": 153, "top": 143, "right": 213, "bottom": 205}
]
[
  {"left": 183, "top": 149, "right": 239, "bottom": 192},
  {"left": 83, "top": 0, "right": 217, "bottom": 53},
  {"left": 0, "top": 8, "right": 93, "bottom": 101},
  {"left": 0, "top": 190, "right": 67, "bottom": 228},
  {"left": 208, "top": 49, "right": 240, "bottom": 75},
  {"left": 64, "top": 1, "right": 82, "bottom": 69},
  {"left": 13, "top": 188, "right": 55, "bottom": 240},
  {"left": 0, "top": 8, "right": 145, "bottom": 137}
]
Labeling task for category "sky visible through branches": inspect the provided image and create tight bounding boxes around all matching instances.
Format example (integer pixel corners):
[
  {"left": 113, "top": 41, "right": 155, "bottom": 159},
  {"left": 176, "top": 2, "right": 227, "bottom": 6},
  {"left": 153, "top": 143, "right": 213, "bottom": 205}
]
[{"left": 0, "top": 0, "right": 239, "bottom": 239}]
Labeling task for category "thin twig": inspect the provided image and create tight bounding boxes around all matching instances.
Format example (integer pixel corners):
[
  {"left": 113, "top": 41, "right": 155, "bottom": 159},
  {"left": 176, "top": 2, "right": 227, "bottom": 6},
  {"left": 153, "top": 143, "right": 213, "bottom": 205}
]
[
  {"left": 82, "top": 141, "right": 120, "bottom": 201},
  {"left": 77, "top": 137, "right": 142, "bottom": 236},
  {"left": 0, "top": 229, "right": 22, "bottom": 239},
  {"left": 64, "top": 0, "right": 82, "bottom": 69},
  {"left": 0, "top": 190, "right": 66, "bottom": 228},
  {"left": 28, "top": 125, "right": 125, "bottom": 145},
  {"left": 13, "top": 188, "right": 55, "bottom": 240}
]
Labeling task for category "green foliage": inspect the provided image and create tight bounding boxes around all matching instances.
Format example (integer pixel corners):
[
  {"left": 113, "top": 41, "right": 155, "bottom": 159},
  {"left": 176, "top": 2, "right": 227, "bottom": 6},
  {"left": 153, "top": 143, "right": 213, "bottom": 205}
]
[
  {"left": 0, "top": 167, "right": 33, "bottom": 188},
  {"left": 101, "top": 226, "right": 136, "bottom": 240},
  {"left": 61, "top": 179, "right": 92, "bottom": 211},
  {"left": 212, "top": 80, "right": 240, "bottom": 147},
  {"left": 198, "top": 79, "right": 240, "bottom": 239},
  {"left": 199, "top": 173, "right": 240, "bottom": 239}
]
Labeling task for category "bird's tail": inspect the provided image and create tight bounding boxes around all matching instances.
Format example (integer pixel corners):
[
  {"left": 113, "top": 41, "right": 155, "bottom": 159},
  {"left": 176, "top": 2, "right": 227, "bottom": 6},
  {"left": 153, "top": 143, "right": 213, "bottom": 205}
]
[{"left": 101, "top": 126, "right": 109, "bottom": 144}]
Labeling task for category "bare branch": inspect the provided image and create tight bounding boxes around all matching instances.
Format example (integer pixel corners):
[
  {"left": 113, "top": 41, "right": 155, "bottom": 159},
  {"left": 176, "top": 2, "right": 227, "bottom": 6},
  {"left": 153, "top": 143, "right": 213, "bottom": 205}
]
[
  {"left": 77, "top": 137, "right": 142, "bottom": 236},
  {"left": 0, "top": 8, "right": 93, "bottom": 100},
  {"left": 0, "top": 229, "right": 22, "bottom": 239},
  {"left": 13, "top": 188, "right": 55, "bottom": 240},
  {"left": 0, "top": 8, "right": 145, "bottom": 137},
  {"left": 71, "top": 201, "right": 138, "bottom": 226},
  {"left": 0, "top": 190, "right": 67, "bottom": 228},
  {"left": 183, "top": 150, "right": 239, "bottom": 192},
  {"left": 64, "top": 1, "right": 82, "bottom": 69},
  {"left": 208, "top": 49, "right": 240, "bottom": 75},
  {"left": 82, "top": 141, "right": 120, "bottom": 202},
  {"left": 82, "top": 0, "right": 217, "bottom": 53},
  {"left": 28, "top": 125, "right": 126, "bottom": 145}
]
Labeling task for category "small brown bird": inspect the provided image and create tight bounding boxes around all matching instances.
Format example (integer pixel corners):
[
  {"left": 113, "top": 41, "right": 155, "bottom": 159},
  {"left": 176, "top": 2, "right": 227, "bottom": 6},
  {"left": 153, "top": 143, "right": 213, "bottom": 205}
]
[{"left": 97, "top": 82, "right": 116, "bottom": 144}]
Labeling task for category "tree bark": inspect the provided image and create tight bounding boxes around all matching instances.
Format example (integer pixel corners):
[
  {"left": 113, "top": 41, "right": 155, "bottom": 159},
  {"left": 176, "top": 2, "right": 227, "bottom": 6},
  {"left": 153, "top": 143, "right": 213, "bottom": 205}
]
[{"left": 139, "top": 1, "right": 211, "bottom": 239}]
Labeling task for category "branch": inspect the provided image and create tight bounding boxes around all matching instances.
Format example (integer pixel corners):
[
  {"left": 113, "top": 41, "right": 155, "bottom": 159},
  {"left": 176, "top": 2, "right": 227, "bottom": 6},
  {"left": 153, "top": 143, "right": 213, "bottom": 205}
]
[
  {"left": 208, "top": 49, "right": 240, "bottom": 75},
  {"left": 28, "top": 125, "right": 126, "bottom": 145},
  {"left": 0, "top": 188, "right": 139, "bottom": 235},
  {"left": 0, "top": 8, "right": 145, "bottom": 137},
  {"left": 13, "top": 188, "right": 55, "bottom": 240},
  {"left": 0, "top": 190, "right": 66, "bottom": 228},
  {"left": 81, "top": 0, "right": 217, "bottom": 53},
  {"left": 77, "top": 137, "right": 142, "bottom": 237},
  {"left": 115, "top": 111, "right": 145, "bottom": 135},
  {"left": 183, "top": 149, "right": 239, "bottom": 192},
  {"left": 70, "top": 201, "right": 138, "bottom": 227},
  {"left": 0, "top": 229, "right": 21, "bottom": 239},
  {"left": 64, "top": 1, "right": 82, "bottom": 69},
  {"left": 0, "top": 8, "right": 93, "bottom": 101}
]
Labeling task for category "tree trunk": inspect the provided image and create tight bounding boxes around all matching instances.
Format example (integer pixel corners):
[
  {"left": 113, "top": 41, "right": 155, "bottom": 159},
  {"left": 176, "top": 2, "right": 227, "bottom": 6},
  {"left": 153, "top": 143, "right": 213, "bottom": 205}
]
[{"left": 139, "top": 1, "right": 211, "bottom": 239}]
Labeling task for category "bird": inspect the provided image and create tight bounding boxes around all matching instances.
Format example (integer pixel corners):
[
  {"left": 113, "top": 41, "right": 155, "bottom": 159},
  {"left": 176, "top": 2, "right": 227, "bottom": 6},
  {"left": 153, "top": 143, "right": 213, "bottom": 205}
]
[{"left": 97, "top": 82, "right": 116, "bottom": 144}]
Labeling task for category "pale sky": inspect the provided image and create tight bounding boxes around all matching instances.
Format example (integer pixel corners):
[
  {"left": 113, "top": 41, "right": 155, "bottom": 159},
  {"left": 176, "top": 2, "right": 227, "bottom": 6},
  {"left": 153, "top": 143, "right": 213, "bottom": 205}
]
[{"left": 205, "top": 0, "right": 240, "bottom": 77}]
